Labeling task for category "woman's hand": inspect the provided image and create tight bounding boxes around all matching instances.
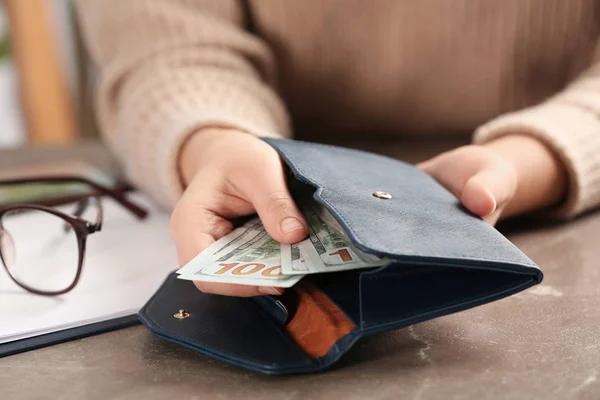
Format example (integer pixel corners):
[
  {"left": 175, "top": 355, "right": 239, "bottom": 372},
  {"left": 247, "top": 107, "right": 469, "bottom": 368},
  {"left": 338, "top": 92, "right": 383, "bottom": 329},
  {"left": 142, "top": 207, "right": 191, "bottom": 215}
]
[
  {"left": 170, "top": 128, "right": 308, "bottom": 296},
  {"left": 418, "top": 135, "right": 568, "bottom": 225}
]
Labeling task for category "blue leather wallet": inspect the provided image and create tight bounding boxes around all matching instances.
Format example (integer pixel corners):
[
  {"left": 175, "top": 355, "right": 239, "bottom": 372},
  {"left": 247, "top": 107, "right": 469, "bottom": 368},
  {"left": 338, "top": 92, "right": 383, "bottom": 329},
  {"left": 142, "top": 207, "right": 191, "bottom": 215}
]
[{"left": 139, "top": 138, "right": 542, "bottom": 375}]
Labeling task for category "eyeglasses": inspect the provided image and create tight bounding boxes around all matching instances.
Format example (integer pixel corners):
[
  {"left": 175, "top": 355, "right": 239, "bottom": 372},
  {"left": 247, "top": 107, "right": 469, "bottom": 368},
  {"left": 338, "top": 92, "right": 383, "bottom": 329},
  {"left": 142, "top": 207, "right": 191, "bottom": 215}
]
[{"left": 0, "top": 176, "right": 148, "bottom": 296}]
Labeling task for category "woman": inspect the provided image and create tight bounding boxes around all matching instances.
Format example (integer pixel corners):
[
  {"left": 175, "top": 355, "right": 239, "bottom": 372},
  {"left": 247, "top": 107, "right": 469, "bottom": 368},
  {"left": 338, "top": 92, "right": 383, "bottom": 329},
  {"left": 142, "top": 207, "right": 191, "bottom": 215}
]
[{"left": 75, "top": 0, "right": 600, "bottom": 296}]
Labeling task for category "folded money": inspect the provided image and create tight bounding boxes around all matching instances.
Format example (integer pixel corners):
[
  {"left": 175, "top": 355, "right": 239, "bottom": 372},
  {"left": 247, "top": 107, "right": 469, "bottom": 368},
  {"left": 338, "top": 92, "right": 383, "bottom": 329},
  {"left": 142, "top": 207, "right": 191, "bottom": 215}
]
[
  {"left": 177, "top": 204, "right": 388, "bottom": 288},
  {"left": 176, "top": 218, "right": 304, "bottom": 288},
  {"left": 281, "top": 203, "right": 388, "bottom": 275}
]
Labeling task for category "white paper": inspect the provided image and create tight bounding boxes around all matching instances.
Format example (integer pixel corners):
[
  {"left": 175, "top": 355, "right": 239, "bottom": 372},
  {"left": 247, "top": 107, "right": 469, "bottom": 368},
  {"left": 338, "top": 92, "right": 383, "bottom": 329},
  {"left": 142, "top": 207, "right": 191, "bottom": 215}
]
[{"left": 0, "top": 193, "right": 177, "bottom": 343}]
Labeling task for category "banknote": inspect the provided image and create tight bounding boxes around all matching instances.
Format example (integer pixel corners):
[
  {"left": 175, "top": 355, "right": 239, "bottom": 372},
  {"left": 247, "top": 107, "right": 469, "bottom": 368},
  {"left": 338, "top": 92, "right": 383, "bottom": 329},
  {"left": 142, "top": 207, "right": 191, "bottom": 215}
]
[
  {"left": 280, "top": 243, "right": 309, "bottom": 275},
  {"left": 295, "top": 203, "right": 388, "bottom": 273},
  {"left": 176, "top": 201, "right": 388, "bottom": 288},
  {"left": 176, "top": 218, "right": 304, "bottom": 288}
]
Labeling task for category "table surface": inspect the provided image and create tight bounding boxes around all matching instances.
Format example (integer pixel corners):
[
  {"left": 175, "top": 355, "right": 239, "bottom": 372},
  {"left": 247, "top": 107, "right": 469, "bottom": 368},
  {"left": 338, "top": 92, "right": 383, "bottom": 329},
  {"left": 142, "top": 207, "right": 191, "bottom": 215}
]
[{"left": 1, "top": 140, "right": 599, "bottom": 400}]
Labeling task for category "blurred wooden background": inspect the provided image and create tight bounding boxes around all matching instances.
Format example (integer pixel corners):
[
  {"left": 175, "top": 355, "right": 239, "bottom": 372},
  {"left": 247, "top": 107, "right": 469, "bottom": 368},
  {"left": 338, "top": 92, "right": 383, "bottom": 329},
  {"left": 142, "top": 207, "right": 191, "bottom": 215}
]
[{"left": 3, "top": 0, "right": 95, "bottom": 147}]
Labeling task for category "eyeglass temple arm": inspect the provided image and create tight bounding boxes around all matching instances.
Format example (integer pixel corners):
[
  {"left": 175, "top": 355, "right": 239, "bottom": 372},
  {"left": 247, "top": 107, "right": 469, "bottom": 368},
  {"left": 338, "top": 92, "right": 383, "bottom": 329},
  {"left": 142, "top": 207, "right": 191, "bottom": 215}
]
[
  {"left": 72, "top": 197, "right": 89, "bottom": 218},
  {"left": 84, "top": 180, "right": 147, "bottom": 219},
  {"left": 63, "top": 198, "right": 88, "bottom": 233},
  {"left": 76, "top": 197, "right": 103, "bottom": 230},
  {"left": 0, "top": 177, "right": 148, "bottom": 219},
  {"left": 62, "top": 196, "right": 103, "bottom": 233}
]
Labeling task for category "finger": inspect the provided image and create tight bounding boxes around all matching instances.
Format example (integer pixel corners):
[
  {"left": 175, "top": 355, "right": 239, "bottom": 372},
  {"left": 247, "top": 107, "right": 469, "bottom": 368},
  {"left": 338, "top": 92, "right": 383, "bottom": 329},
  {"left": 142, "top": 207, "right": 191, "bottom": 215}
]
[
  {"left": 416, "top": 159, "right": 434, "bottom": 173},
  {"left": 174, "top": 231, "right": 217, "bottom": 266},
  {"left": 482, "top": 207, "right": 504, "bottom": 226},
  {"left": 418, "top": 148, "right": 517, "bottom": 218},
  {"left": 237, "top": 158, "right": 308, "bottom": 244},
  {"left": 170, "top": 201, "right": 234, "bottom": 266},
  {"left": 422, "top": 157, "right": 496, "bottom": 218},
  {"left": 461, "top": 177, "right": 496, "bottom": 217},
  {"left": 418, "top": 155, "right": 481, "bottom": 202},
  {"left": 193, "top": 281, "right": 284, "bottom": 297},
  {"left": 461, "top": 165, "right": 516, "bottom": 217}
]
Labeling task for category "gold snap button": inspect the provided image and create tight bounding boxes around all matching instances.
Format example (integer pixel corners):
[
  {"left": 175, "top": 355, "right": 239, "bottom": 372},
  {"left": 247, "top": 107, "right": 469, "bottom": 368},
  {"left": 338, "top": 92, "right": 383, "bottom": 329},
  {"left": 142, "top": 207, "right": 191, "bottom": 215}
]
[
  {"left": 173, "top": 309, "right": 190, "bottom": 319},
  {"left": 373, "top": 191, "right": 392, "bottom": 200}
]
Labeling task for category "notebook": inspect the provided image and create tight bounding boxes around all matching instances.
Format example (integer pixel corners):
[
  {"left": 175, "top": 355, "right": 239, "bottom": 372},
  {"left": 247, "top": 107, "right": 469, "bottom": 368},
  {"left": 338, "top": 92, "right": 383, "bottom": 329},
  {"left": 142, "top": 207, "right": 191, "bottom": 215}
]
[{"left": 0, "top": 192, "right": 176, "bottom": 355}]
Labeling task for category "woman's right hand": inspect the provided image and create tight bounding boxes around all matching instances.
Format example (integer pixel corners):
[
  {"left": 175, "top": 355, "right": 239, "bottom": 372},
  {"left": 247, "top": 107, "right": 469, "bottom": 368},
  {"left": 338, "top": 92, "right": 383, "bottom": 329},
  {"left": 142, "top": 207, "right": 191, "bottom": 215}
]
[{"left": 170, "top": 128, "right": 308, "bottom": 297}]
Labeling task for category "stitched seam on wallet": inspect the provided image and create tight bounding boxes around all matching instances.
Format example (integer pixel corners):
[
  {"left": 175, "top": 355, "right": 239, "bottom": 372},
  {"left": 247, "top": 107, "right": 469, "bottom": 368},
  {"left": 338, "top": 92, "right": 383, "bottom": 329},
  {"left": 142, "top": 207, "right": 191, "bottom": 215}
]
[
  {"left": 269, "top": 140, "right": 537, "bottom": 268},
  {"left": 362, "top": 279, "right": 524, "bottom": 328},
  {"left": 141, "top": 279, "right": 313, "bottom": 368}
]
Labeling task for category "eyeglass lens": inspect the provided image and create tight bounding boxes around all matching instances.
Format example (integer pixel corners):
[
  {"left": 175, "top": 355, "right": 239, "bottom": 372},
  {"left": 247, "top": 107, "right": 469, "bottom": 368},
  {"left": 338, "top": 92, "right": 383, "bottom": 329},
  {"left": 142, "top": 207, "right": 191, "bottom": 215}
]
[{"left": 1, "top": 208, "right": 81, "bottom": 293}]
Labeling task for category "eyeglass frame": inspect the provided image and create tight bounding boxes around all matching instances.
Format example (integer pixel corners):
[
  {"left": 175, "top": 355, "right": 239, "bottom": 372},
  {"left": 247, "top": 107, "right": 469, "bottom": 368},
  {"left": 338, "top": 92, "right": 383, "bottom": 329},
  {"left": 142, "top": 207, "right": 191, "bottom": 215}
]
[{"left": 0, "top": 176, "right": 148, "bottom": 296}]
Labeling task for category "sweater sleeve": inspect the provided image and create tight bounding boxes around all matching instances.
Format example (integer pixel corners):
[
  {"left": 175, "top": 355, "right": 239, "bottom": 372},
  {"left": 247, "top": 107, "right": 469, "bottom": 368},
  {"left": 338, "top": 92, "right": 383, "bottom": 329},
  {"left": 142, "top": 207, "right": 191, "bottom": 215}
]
[
  {"left": 74, "top": 0, "right": 291, "bottom": 208},
  {"left": 474, "top": 62, "right": 600, "bottom": 218}
]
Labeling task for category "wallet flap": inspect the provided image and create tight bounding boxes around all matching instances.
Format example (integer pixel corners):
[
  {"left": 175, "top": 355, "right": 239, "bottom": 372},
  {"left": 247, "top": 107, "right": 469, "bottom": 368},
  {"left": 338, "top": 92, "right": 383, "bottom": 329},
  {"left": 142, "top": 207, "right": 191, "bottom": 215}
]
[
  {"left": 139, "top": 273, "right": 315, "bottom": 374},
  {"left": 262, "top": 138, "right": 539, "bottom": 274}
]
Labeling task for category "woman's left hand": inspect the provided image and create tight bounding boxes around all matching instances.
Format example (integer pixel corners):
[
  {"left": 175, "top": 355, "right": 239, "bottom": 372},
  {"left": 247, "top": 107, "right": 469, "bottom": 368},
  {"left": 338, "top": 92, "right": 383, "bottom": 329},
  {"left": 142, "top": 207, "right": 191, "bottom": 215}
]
[{"left": 417, "top": 135, "right": 568, "bottom": 225}]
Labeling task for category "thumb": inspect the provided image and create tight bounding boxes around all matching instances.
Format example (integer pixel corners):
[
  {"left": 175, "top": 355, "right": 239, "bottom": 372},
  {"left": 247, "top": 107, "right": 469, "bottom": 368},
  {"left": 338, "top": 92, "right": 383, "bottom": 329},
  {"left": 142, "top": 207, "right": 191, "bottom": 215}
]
[
  {"left": 239, "top": 161, "right": 308, "bottom": 244},
  {"left": 461, "top": 165, "right": 516, "bottom": 217},
  {"left": 418, "top": 149, "right": 517, "bottom": 219}
]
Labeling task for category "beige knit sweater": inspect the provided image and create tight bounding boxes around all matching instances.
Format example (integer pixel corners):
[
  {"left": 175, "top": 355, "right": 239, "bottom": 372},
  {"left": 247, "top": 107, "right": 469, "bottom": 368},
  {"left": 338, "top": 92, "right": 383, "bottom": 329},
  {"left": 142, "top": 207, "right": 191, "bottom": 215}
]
[{"left": 75, "top": 0, "right": 600, "bottom": 217}]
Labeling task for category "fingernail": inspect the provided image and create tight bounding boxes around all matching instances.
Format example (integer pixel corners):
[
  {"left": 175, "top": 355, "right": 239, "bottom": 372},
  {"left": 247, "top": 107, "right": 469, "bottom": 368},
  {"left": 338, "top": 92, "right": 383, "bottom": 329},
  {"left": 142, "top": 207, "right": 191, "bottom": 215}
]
[
  {"left": 486, "top": 189, "right": 497, "bottom": 213},
  {"left": 280, "top": 217, "right": 304, "bottom": 234},
  {"left": 258, "top": 286, "right": 283, "bottom": 295}
]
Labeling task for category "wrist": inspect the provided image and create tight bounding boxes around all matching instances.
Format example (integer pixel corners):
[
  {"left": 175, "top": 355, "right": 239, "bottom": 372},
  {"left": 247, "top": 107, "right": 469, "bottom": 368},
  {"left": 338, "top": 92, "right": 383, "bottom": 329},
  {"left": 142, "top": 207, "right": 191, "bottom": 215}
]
[{"left": 482, "top": 134, "right": 568, "bottom": 218}]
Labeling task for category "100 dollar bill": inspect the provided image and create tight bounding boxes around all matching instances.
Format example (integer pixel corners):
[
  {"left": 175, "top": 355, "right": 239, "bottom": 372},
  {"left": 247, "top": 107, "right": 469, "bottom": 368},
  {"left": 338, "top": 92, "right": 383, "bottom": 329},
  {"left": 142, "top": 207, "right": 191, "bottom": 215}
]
[
  {"left": 280, "top": 243, "right": 309, "bottom": 275},
  {"left": 177, "top": 218, "right": 303, "bottom": 288},
  {"left": 290, "top": 203, "right": 388, "bottom": 274}
]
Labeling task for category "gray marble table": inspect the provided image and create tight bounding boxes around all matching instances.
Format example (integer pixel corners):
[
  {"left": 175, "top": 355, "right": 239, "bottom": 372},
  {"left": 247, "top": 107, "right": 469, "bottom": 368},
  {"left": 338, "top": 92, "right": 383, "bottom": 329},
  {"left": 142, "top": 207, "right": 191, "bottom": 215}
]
[{"left": 1, "top": 140, "right": 598, "bottom": 400}]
